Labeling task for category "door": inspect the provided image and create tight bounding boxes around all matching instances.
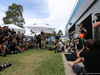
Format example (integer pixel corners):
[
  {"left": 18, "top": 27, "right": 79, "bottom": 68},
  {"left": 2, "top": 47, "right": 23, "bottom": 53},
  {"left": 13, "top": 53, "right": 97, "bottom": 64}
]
[{"left": 81, "top": 14, "right": 93, "bottom": 39}]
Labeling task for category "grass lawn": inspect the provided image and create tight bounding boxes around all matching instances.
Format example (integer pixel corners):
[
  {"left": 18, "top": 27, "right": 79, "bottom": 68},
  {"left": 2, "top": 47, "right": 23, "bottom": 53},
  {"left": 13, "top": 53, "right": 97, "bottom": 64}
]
[{"left": 0, "top": 49, "right": 65, "bottom": 75}]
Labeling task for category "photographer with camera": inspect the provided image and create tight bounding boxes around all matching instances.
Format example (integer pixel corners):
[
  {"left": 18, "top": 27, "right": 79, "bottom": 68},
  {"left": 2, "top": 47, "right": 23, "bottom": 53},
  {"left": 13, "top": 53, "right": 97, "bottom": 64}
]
[
  {"left": 51, "top": 39, "right": 64, "bottom": 53},
  {"left": 93, "top": 20, "right": 100, "bottom": 29},
  {"left": 35, "top": 34, "right": 41, "bottom": 49},
  {"left": 93, "top": 13, "right": 100, "bottom": 29},
  {"left": 93, "top": 13, "right": 100, "bottom": 39},
  {"left": 68, "top": 39, "right": 100, "bottom": 74}
]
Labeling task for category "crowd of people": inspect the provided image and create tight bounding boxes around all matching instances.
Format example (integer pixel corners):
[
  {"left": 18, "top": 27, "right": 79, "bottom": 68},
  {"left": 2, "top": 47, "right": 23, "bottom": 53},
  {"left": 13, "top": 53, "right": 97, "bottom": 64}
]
[
  {"left": 50, "top": 22, "right": 100, "bottom": 74},
  {"left": 0, "top": 26, "right": 34, "bottom": 57},
  {"left": 0, "top": 26, "right": 48, "bottom": 71},
  {"left": 65, "top": 23, "right": 87, "bottom": 53},
  {"left": 0, "top": 25, "right": 49, "bottom": 57},
  {"left": 67, "top": 23, "right": 100, "bottom": 74},
  {"left": 34, "top": 32, "right": 46, "bottom": 49},
  {"left": 0, "top": 20, "right": 100, "bottom": 74}
]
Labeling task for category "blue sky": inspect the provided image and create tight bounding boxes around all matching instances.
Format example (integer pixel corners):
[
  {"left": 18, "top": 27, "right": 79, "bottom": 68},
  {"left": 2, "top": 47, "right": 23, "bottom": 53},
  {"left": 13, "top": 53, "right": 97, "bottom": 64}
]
[
  {"left": 0, "top": 0, "right": 78, "bottom": 35},
  {"left": 0, "top": 0, "right": 50, "bottom": 18}
]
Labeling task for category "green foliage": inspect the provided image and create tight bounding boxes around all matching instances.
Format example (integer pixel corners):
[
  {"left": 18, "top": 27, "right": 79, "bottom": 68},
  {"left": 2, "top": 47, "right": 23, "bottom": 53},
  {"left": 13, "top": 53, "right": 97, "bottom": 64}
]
[
  {"left": 3, "top": 3, "right": 25, "bottom": 28},
  {"left": 30, "top": 30, "right": 34, "bottom": 34},
  {"left": 52, "top": 31, "right": 56, "bottom": 36},
  {"left": 46, "top": 31, "right": 56, "bottom": 37},
  {"left": 57, "top": 29, "right": 63, "bottom": 36}
]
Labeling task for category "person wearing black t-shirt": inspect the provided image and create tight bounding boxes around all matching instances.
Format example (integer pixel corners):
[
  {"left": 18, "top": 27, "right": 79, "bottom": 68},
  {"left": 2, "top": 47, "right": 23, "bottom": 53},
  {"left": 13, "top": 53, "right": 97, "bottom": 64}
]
[
  {"left": 79, "top": 39, "right": 100, "bottom": 73},
  {"left": 11, "top": 29, "right": 16, "bottom": 35},
  {"left": 68, "top": 39, "right": 100, "bottom": 74},
  {"left": 35, "top": 34, "right": 41, "bottom": 49},
  {"left": 56, "top": 34, "right": 60, "bottom": 41},
  {"left": 76, "top": 23, "right": 87, "bottom": 51}
]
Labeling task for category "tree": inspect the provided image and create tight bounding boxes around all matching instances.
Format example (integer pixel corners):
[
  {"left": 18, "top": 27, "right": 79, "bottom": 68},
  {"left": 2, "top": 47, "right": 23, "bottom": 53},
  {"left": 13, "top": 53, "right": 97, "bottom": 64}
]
[
  {"left": 57, "top": 29, "right": 63, "bottom": 36},
  {"left": 52, "top": 31, "right": 56, "bottom": 36},
  {"left": 3, "top": 3, "right": 25, "bottom": 28},
  {"left": 30, "top": 30, "right": 34, "bottom": 34},
  {"left": 45, "top": 31, "right": 56, "bottom": 37}
]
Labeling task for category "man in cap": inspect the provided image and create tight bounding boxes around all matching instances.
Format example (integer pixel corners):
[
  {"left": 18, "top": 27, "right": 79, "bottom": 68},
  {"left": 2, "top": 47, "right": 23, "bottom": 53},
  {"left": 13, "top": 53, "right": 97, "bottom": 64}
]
[
  {"left": 76, "top": 23, "right": 87, "bottom": 50},
  {"left": 77, "top": 23, "right": 87, "bottom": 39}
]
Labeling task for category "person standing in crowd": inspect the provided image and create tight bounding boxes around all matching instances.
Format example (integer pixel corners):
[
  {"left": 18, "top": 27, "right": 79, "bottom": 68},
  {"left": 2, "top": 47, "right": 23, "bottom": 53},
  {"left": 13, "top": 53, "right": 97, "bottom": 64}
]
[
  {"left": 76, "top": 23, "right": 87, "bottom": 50},
  {"left": 78, "top": 23, "right": 87, "bottom": 39},
  {"left": 36, "top": 34, "right": 41, "bottom": 49},
  {"left": 69, "top": 35, "right": 72, "bottom": 41},
  {"left": 56, "top": 34, "right": 60, "bottom": 41},
  {"left": 11, "top": 29, "right": 16, "bottom": 35},
  {"left": 33, "top": 34, "right": 37, "bottom": 48},
  {"left": 41, "top": 32, "right": 46, "bottom": 48}
]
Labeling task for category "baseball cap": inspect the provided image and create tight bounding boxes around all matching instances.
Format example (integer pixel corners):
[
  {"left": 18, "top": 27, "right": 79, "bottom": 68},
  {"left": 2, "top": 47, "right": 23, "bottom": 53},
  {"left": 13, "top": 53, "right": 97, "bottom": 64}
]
[{"left": 77, "top": 23, "right": 83, "bottom": 26}]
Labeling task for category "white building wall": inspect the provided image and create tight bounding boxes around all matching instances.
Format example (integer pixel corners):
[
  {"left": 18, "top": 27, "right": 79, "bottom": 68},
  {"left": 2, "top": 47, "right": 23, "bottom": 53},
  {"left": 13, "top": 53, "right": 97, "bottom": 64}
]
[{"left": 65, "top": 0, "right": 100, "bottom": 39}]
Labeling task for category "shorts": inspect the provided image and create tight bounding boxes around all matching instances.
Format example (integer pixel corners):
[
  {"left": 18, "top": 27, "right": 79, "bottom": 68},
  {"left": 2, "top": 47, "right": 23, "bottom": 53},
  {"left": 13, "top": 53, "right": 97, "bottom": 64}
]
[{"left": 72, "top": 64, "right": 86, "bottom": 75}]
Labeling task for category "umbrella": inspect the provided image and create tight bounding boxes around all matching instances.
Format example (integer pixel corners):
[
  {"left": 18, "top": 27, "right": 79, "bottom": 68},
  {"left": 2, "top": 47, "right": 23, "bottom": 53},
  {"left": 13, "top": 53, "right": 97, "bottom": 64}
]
[{"left": 25, "top": 24, "right": 55, "bottom": 34}]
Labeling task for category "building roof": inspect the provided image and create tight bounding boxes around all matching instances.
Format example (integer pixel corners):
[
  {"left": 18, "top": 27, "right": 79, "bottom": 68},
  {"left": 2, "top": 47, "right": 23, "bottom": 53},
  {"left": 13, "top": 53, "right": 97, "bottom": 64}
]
[{"left": 65, "top": 0, "right": 83, "bottom": 29}]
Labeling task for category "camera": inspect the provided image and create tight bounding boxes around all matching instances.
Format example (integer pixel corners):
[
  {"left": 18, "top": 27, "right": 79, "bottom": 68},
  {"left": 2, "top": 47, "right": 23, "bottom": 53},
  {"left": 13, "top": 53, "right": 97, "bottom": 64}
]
[
  {"left": 0, "top": 63, "right": 12, "bottom": 71},
  {"left": 93, "top": 13, "right": 100, "bottom": 23}
]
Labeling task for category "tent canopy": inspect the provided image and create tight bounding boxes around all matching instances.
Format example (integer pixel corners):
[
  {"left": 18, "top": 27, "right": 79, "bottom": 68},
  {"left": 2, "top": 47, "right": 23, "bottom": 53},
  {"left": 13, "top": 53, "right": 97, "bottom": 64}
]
[
  {"left": 25, "top": 24, "right": 55, "bottom": 34},
  {"left": 25, "top": 32, "right": 41, "bottom": 37},
  {"left": 1, "top": 24, "right": 25, "bottom": 34}
]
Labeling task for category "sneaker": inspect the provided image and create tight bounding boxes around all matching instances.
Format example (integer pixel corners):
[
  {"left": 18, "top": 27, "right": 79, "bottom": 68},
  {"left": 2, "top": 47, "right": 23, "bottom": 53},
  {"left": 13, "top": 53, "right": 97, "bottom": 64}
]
[
  {"left": 71, "top": 50, "right": 74, "bottom": 53},
  {"left": 14, "top": 52, "right": 18, "bottom": 54},
  {"left": 2, "top": 53, "right": 6, "bottom": 57}
]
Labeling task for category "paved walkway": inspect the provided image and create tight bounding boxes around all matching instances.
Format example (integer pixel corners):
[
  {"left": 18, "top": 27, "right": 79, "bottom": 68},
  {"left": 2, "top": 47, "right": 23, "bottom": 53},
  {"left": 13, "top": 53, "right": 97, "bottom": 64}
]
[{"left": 61, "top": 53, "right": 84, "bottom": 75}]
